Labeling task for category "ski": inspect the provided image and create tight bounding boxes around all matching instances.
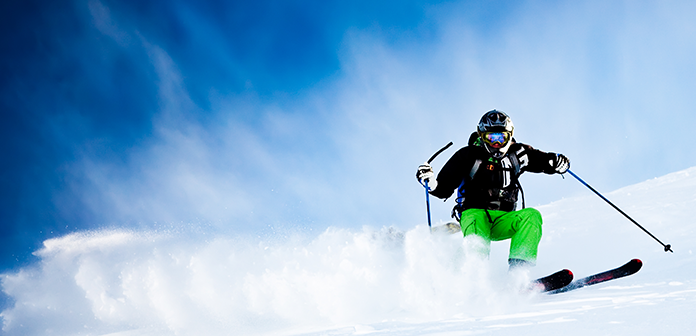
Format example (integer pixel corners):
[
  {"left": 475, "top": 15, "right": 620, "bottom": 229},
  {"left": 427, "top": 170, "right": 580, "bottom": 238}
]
[
  {"left": 548, "top": 259, "right": 643, "bottom": 294},
  {"left": 531, "top": 269, "right": 574, "bottom": 292}
]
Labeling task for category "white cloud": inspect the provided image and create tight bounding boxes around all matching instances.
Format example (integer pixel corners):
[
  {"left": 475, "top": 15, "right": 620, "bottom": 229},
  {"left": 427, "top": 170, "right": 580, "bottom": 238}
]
[{"left": 68, "top": 0, "right": 696, "bottom": 233}]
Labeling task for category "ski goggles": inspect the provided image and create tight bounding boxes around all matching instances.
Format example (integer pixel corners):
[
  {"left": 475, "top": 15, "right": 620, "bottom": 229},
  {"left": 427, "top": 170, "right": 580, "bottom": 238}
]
[{"left": 481, "top": 132, "right": 511, "bottom": 148}]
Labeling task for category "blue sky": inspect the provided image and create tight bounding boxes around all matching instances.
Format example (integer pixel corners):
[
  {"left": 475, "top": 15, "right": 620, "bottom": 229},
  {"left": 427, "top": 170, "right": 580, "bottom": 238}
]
[{"left": 2, "top": 0, "right": 696, "bottom": 272}]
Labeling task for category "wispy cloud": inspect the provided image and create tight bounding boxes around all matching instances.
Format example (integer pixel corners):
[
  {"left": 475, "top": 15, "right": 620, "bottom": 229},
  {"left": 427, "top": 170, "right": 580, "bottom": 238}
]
[
  {"left": 88, "top": 0, "right": 131, "bottom": 46},
  {"left": 53, "top": 0, "right": 696, "bottom": 236}
]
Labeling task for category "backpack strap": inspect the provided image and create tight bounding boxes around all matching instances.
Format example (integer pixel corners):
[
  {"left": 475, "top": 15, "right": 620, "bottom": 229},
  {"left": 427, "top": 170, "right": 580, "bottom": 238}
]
[
  {"left": 470, "top": 159, "right": 482, "bottom": 179},
  {"left": 507, "top": 151, "right": 525, "bottom": 209},
  {"left": 507, "top": 151, "right": 521, "bottom": 176}
]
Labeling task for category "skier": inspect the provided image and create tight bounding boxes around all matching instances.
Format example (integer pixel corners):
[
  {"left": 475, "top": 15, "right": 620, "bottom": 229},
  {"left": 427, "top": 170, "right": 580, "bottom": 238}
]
[{"left": 416, "top": 110, "right": 570, "bottom": 269}]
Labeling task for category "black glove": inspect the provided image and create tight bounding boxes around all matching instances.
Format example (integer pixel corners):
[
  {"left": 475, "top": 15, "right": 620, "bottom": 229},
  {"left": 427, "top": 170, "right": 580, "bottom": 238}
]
[{"left": 554, "top": 154, "right": 570, "bottom": 174}]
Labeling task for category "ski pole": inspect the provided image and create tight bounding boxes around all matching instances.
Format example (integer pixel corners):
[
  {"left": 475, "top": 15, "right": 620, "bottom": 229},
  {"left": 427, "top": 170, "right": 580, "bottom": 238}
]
[
  {"left": 422, "top": 142, "right": 453, "bottom": 231},
  {"left": 424, "top": 179, "right": 433, "bottom": 230},
  {"left": 566, "top": 169, "right": 673, "bottom": 253}
]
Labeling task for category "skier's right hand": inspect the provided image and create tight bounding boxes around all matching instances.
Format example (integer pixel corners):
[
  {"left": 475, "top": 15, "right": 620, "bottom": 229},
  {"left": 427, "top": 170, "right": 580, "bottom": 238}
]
[{"left": 416, "top": 163, "right": 436, "bottom": 188}]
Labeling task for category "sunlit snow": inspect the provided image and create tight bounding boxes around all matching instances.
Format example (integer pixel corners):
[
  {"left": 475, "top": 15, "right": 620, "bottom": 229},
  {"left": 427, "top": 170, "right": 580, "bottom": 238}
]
[{"left": 2, "top": 167, "right": 695, "bottom": 335}]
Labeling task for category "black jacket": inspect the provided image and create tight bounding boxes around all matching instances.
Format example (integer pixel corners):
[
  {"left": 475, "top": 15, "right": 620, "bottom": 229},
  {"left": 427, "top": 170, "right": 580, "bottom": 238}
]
[{"left": 430, "top": 132, "right": 559, "bottom": 212}]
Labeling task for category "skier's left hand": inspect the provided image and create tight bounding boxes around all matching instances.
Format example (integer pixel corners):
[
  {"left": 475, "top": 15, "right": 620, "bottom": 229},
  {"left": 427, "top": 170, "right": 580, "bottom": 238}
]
[{"left": 554, "top": 154, "right": 570, "bottom": 174}]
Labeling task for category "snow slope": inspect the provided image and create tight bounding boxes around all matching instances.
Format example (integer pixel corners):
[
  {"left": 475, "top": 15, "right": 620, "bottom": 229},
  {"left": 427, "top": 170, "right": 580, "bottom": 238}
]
[{"left": 2, "top": 167, "right": 695, "bottom": 335}]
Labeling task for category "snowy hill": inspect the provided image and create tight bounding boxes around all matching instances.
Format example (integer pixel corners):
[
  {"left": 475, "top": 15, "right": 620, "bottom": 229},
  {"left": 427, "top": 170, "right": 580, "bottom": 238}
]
[{"left": 2, "top": 167, "right": 696, "bottom": 335}]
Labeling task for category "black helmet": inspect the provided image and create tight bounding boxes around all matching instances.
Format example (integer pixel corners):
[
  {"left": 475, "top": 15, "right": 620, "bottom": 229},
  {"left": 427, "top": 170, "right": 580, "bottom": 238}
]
[
  {"left": 477, "top": 110, "right": 514, "bottom": 158},
  {"left": 477, "top": 109, "right": 514, "bottom": 134}
]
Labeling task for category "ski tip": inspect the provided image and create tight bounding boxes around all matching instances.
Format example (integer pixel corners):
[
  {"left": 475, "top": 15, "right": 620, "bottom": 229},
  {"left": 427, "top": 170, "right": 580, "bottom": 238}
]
[
  {"left": 533, "top": 269, "right": 574, "bottom": 293},
  {"left": 562, "top": 269, "right": 574, "bottom": 285},
  {"left": 550, "top": 269, "right": 573, "bottom": 279}
]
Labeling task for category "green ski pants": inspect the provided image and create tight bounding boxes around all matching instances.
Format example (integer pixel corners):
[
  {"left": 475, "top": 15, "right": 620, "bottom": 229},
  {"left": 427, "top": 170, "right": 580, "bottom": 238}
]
[{"left": 459, "top": 208, "right": 543, "bottom": 264}]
